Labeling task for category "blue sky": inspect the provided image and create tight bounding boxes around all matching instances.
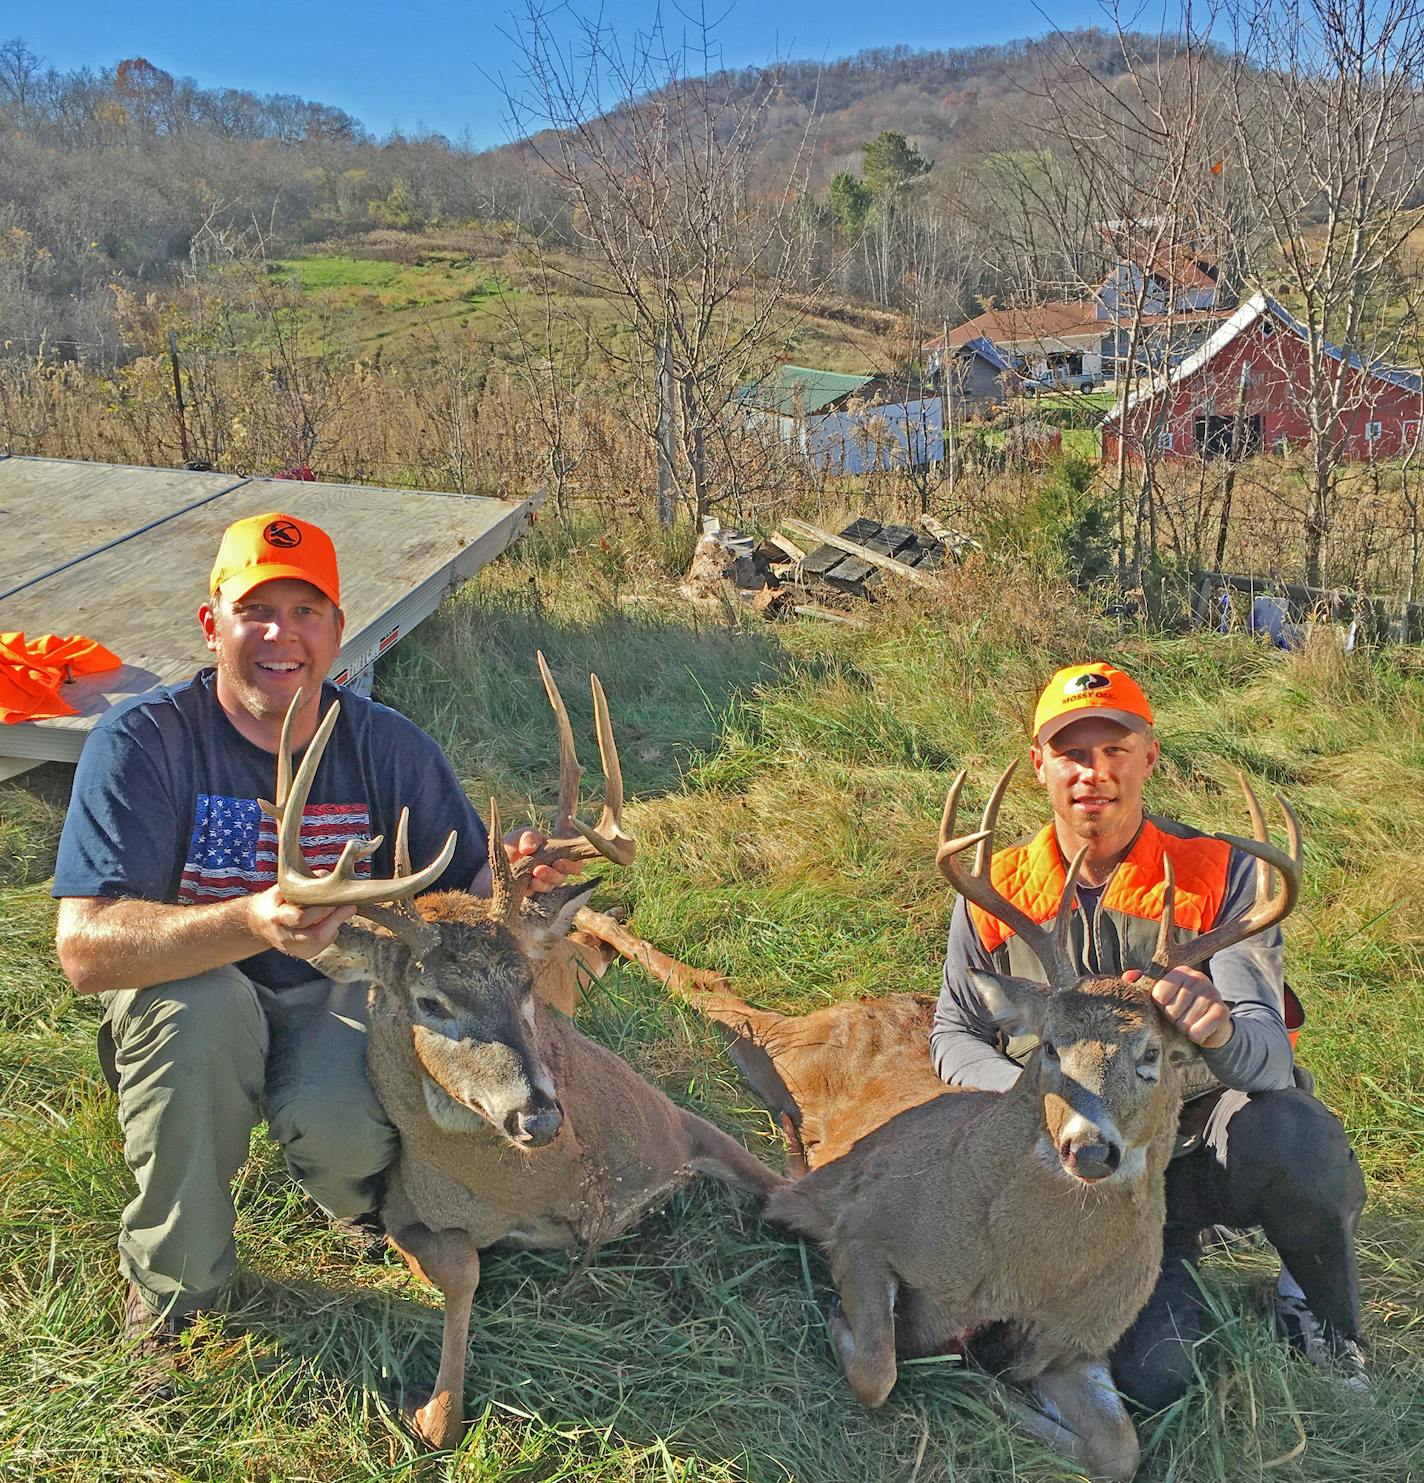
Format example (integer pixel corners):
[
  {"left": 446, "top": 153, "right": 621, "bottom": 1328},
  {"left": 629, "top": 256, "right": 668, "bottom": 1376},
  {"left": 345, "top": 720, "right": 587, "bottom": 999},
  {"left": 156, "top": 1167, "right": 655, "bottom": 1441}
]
[{"left": 6, "top": 0, "right": 1149, "bottom": 148}]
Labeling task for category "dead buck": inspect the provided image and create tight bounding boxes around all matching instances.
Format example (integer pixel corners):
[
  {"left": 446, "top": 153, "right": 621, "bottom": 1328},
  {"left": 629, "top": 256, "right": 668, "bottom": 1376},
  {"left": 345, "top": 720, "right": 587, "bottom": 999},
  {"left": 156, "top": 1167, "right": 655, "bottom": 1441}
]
[
  {"left": 577, "top": 764, "right": 1301, "bottom": 1482},
  {"left": 265, "top": 658, "right": 782, "bottom": 1450}
]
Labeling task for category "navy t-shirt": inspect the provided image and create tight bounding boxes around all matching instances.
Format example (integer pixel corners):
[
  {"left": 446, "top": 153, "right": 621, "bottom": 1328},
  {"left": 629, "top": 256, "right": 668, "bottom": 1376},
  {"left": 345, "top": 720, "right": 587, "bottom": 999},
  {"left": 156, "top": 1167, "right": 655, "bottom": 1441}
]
[{"left": 53, "top": 669, "right": 490, "bottom": 990}]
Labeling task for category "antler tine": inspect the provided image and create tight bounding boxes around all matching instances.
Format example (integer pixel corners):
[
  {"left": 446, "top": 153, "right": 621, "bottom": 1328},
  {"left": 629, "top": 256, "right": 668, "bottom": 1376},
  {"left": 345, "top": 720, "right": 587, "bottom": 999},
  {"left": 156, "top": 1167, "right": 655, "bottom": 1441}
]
[
  {"left": 578, "top": 671, "right": 635, "bottom": 864},
  {"left": 262, "top": 692, "right": 457, "bottom": 908},
  {"left": 937, "top": 761, "right": 1083, "bottom": 988},
  {"left": 1144, "top": 774, "right": 1302, "bottom": 981},
  {"left": 486, "top": 796, "right": 525, "bottom": 926},
  {"left": 537, "top": 649, "right": 584, "bottom": 834},
  {"left": 1151, "top": 853, "right": 1177, "bottom": 967},
  {"left": 514, "top": 657, "right": 638, "bottom": 879}
]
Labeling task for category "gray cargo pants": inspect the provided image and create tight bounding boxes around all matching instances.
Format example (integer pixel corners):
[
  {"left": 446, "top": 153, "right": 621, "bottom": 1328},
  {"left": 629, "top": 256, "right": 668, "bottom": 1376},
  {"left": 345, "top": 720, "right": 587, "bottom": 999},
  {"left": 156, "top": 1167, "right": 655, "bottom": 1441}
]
[{"left": 101, "top": 965, "right": 397, "bottom": 1318}]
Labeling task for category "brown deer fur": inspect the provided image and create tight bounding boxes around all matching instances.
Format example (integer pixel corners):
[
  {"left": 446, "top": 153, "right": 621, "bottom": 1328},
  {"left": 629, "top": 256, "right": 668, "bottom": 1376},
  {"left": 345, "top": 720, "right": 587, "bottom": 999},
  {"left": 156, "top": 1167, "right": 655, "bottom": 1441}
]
[{"left": 315, "top": 889, "right": 782, "bottom": 1451}]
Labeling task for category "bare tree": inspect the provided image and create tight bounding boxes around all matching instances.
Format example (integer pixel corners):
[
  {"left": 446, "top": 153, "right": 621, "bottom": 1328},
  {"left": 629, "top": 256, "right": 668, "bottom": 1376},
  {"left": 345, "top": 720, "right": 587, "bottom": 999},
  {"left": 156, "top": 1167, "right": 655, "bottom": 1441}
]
[
  {"left": 1221, "top": 0, "right": 1424, "bottom": 587},
  {"left": 501, "top": 4, "right": 823, "bottom": 525}
]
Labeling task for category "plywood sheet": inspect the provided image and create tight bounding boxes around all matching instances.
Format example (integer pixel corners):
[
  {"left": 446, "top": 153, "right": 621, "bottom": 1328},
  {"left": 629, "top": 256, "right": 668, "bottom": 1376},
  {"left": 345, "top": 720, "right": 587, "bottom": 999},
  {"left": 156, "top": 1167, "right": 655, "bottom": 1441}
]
[
  {"left": 0, "top": 462, "right": 535, "bottom": 763},
  {"left": 0, "top": 458, "right": 244, "bottom": 596}
]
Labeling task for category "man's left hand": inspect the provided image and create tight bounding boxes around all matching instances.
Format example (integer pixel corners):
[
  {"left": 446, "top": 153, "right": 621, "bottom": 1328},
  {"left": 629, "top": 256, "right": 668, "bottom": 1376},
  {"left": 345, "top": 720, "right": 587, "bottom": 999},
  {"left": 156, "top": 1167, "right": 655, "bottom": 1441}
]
[
  {"left": 1124, "top": 966, "right": 1235, "bottom": 1049},
  {"left": 504, "top": 828, "right": 586, "bottom": 894}
]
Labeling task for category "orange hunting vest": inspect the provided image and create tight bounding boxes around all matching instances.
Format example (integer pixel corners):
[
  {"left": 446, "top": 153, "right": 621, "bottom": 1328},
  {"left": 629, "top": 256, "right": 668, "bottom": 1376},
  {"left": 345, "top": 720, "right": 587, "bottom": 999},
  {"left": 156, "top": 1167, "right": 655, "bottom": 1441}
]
[{"left": 968, "top": 817, "right": 1303, "bottom": 1087}]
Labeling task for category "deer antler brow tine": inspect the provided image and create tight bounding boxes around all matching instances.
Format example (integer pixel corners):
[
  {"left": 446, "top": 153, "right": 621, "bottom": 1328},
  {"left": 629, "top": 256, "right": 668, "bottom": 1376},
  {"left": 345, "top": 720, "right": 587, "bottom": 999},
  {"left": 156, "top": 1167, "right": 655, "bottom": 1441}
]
[
  {"left": 538, "top": 649, "right": 584, "bottom": 833},
  {"left": 486, "top": 795, "right": 524, "bottom": 926},
  {"left": 393, "top": 808, "right": 412, "bottom": 878},
  {"left": 1048, "top": 843, "right": 1090, "bottom": 977},
  {"left": 1150, "top": 852, "right": 1177, "bottom": 970}
]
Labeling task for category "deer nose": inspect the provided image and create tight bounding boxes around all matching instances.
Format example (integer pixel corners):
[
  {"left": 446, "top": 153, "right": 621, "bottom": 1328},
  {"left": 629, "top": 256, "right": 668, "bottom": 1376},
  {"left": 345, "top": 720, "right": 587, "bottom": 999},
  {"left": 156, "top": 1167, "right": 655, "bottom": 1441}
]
[
  {"left": 509, "top": 1101, "right": 562, "bottom": 1147},
  {"left": 1064, "top": 1139, "right": 1122, "bottom": 1181}
]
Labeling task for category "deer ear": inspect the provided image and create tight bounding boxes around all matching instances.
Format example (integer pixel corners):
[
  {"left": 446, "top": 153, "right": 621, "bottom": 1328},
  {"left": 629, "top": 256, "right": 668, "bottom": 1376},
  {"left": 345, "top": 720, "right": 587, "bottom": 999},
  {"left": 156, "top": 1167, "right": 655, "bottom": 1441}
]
[
  {"left": 1163, "top": 1020, "right": 1198, "bottom": 1068},
  {"left": 311, "top": 921, "right": 401, "bottom": 983},
  {"left": 516, "top": 881, "right": 598, "bottom": 964},
  {"left": 970, "top": 971, "right": 1051, "bottom": 1039}
]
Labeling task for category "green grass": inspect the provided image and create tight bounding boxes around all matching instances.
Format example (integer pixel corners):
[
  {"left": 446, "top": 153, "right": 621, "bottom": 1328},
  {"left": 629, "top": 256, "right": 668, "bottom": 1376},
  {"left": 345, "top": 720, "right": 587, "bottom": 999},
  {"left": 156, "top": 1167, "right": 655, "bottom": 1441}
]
[
  {"left": 274, "top": 255, "right": 405, "bottom": 291},
  {"left": 1, "top": 530, "right": 1420, "bottom": 1480}
]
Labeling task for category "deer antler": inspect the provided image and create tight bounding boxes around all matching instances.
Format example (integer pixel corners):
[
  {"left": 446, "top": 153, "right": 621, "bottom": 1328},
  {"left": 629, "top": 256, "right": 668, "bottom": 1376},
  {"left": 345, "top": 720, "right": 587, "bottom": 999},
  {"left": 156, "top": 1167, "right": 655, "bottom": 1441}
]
[
  {"left": 509, "top": 651, "right": 636, "bottom": 886},
  {"left": 259, "top": 690, "right": 457, "bottom": 955},
  {"left": 937, "top": 759, "right": 1089, "bottom": 989},
  {"left": 1144, "top": 773, "right": 1301, "bottom": 982}
]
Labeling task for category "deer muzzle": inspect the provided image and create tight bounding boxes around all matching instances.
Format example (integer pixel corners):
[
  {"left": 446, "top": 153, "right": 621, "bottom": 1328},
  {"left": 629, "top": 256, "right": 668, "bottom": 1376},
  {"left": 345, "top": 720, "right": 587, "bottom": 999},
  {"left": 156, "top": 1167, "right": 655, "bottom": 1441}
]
[
  {"left": 504, "top": 1097, "right": 563, "bottom": 1147},
  {"left": 1060, "top": 1136, "right": 1122, "bottom": 1181}
]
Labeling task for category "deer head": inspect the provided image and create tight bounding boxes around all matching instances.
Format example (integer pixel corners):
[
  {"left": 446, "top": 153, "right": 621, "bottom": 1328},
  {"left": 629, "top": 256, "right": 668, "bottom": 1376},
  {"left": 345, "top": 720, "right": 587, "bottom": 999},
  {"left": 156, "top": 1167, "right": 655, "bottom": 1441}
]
[
  {"left": 267, "top": 654, "right": 635, "bottom": 1149},
  {"left": 938, "top": 762, "right": 1301, "bottom": 1185}
]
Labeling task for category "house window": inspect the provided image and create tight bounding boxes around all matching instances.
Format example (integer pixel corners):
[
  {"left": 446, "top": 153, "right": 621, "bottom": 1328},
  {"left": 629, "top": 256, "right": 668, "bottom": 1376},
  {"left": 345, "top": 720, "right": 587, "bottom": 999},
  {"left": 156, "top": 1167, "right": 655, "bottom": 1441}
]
[
  {"left": 1157, "top": 428, "right": 1174, "bottom": 450},
  {"left": 1365, "top": 421, "right": 1383, "bottom": 442}
]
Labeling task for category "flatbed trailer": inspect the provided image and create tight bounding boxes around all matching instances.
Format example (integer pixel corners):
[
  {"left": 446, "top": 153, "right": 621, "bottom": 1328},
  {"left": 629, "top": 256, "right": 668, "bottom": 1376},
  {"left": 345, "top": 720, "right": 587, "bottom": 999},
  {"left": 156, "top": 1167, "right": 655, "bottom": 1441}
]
[{"left": 0, "top": 456, "right": 540, "bottom": 779}]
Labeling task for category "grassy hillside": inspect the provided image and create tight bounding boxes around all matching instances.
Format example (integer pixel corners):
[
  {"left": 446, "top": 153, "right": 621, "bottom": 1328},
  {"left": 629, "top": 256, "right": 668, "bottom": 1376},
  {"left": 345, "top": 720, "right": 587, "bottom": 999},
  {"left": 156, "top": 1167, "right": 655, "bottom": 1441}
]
[
  {"left": 265, "top": 234, "right": 902, "bottom": 375},
  {"left": 1, "top": 533, "right": 1420, "bottom": 1481}
]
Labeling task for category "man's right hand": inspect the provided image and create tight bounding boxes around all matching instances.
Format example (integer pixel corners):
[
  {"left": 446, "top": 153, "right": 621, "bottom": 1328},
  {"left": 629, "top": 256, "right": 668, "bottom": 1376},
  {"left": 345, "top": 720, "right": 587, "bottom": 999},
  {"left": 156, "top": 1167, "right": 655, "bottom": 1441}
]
[{"left": 245, "top": 887, "right": 357, "bottom": 960}]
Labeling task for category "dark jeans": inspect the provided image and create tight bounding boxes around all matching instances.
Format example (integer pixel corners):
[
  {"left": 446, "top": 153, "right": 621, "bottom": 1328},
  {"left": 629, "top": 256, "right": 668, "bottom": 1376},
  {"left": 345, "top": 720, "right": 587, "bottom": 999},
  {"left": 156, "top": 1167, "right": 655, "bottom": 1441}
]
[{"left": 1110, "top": 1083, "right": 1366, "bottom": 1411}]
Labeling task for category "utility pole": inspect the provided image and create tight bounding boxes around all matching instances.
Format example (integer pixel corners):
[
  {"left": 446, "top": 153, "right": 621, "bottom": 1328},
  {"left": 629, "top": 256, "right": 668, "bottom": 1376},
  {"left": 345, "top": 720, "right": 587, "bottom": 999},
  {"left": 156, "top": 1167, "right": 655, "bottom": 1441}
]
[{"left": 942, "top": 319, "right": 955, "bottom": 496}]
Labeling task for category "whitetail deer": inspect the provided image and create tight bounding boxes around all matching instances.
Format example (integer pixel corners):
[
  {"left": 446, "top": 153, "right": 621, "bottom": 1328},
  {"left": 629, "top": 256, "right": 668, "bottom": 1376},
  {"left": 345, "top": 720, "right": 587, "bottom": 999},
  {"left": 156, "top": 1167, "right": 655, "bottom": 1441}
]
[
  {"left": 577, "top": 765, "right": 1301, "bottom": 1482},
  {"left": 264, "top": 658, "right": 782, "bottom": 1450}
]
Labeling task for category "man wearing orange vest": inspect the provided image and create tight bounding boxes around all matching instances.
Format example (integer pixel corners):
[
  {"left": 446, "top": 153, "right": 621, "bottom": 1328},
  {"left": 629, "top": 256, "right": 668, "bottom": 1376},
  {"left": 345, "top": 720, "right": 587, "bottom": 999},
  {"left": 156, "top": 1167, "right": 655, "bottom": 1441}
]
[{"left": 933, "top": 661, "right": 1366, "bottom": 1405}]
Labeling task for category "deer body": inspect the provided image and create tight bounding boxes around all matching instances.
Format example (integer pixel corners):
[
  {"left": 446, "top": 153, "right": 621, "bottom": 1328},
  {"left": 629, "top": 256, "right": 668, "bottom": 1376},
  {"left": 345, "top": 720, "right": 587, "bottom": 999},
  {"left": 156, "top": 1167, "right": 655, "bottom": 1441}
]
[{"left": 364, "top": 897, "right": 775, "bottom": 1255}]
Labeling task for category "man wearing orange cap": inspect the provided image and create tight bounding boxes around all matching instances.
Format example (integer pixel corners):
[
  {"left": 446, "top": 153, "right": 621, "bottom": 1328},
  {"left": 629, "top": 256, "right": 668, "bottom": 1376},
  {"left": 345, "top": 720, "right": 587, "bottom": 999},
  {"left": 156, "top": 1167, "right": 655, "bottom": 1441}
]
[
  {"left": 52, "top": 512, "right": 579, "bottom": 1350},
  {"left": 934, "top": 661, "right": 1366, "bottom": 1404}
]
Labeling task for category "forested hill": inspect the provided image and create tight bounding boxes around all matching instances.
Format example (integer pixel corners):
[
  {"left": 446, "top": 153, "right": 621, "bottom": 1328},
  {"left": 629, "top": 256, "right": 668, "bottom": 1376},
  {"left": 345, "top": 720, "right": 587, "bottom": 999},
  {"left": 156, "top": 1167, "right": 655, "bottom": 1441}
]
[{"left": 0, "top": 29, "right": 1178, "bottom": 356}]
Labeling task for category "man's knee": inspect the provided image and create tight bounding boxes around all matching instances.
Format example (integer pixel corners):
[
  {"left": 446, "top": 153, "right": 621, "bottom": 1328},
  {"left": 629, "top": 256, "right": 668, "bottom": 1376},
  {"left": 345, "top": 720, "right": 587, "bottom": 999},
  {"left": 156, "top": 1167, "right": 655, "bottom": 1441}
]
[
  {"left": 1111, "top": 1241, "right": 1207, "bottom": 1412},
  {"left": 268, "top": 1088, "right": 397, "bottom": 1217},
  {"left": 1225, "top": 1088, "right": 1365, "bottom": 1218}
]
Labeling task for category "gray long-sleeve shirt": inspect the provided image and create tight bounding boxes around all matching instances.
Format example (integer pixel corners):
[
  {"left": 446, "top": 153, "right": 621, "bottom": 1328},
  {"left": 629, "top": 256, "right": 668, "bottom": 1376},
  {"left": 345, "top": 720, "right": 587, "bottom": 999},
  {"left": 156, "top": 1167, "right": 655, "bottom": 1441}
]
[{"left": 932, "top": 841, "right": 1295, "bottom": 1095}]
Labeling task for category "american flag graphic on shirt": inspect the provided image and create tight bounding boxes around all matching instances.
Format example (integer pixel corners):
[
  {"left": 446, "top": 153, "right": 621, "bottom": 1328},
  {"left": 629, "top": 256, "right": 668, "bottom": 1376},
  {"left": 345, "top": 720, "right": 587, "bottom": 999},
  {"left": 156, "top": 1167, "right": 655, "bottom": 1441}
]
[{"left": 179, "top": 795, "right": 374, "bottom": 902}]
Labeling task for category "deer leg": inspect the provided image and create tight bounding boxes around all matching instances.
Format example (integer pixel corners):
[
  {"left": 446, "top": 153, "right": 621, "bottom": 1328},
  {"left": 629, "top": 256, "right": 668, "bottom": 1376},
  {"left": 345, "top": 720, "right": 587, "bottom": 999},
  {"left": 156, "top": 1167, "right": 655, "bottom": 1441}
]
[
  {"left": 683, "top": 1110, "right": 785, "bottom": 1196},
  {"left": 388, "top": 1221, "right": 482, "bottom": 1452},
  {"left": 826, "top": 1249, "right": 900, "bottom": 1407},
  {"left": 1006, "top": 1358, "right": 1140, "bottom": 1483}
]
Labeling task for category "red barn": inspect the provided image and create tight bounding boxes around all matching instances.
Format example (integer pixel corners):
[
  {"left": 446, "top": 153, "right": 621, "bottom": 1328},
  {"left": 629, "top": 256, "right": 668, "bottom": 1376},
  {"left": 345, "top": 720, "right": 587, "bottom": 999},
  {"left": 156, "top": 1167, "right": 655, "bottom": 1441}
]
[{"left": 1102, "top": 292, "right": 1424, "bottom": 464}]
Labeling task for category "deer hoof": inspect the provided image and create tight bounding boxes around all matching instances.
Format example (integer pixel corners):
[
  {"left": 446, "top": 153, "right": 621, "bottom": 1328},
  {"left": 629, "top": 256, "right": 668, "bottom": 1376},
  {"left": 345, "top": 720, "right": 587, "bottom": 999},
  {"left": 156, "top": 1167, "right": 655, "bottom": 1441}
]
[{"left": 406, "top": 1394, "right": 462, "bottom": 1452}]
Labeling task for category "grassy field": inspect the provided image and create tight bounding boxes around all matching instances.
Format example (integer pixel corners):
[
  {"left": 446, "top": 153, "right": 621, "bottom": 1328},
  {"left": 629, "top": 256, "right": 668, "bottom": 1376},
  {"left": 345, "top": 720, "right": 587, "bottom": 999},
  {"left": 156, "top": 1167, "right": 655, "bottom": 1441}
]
[
  {"left": 263, "top": 238, "right": 902, "bottom": 375},
  {"left": 1, "top": 529, "right": 1420, "bottom": 1481}
]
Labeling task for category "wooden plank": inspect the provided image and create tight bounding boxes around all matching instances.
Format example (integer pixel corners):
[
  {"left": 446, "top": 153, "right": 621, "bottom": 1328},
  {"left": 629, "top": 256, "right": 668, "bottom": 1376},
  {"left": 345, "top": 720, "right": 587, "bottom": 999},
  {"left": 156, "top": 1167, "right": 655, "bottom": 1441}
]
[
  {"left": 0, "top": 458, "right": 245, "bottom": 596},
  {"left": 0, "top": 466, "right": 537, "bottom": 764},
  {"left": 781, "top": 517, "right": 940, "bottom": 589},
  {"left": 793, "top": 604, "right": 869, "bottom": 629},
  {"left": 766, "top": 531, "right": 806, "bottom": 562}
]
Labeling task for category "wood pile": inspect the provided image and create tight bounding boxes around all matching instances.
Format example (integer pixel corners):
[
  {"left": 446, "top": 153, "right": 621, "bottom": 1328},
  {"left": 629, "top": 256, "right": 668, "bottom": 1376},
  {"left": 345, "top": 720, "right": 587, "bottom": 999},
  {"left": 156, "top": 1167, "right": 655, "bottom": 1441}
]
[{"left": 680, "top": 514, "right": 977, "bottom": 623}]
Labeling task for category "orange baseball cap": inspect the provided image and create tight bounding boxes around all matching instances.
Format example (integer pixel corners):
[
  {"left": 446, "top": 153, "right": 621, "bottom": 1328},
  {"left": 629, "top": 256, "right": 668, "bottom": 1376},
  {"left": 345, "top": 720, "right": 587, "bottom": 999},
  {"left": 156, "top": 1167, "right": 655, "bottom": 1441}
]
[
  {"left": 209, "top": 512, "right": 341, "bottom": 607},
  {"left": 1032, "top": 661, "right": 1154, "bottom": 744}
]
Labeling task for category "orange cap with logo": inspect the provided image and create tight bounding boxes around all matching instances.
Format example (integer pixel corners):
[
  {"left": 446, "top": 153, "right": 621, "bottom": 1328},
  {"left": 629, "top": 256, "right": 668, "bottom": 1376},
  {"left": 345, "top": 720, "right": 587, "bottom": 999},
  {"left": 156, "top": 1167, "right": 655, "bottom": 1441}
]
[
  {"left": 1032, "top": 661, "right": 1154, "bottom": 744},
  {"left": 209, "top": 512, "right": 341, "bottom": 608}
]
